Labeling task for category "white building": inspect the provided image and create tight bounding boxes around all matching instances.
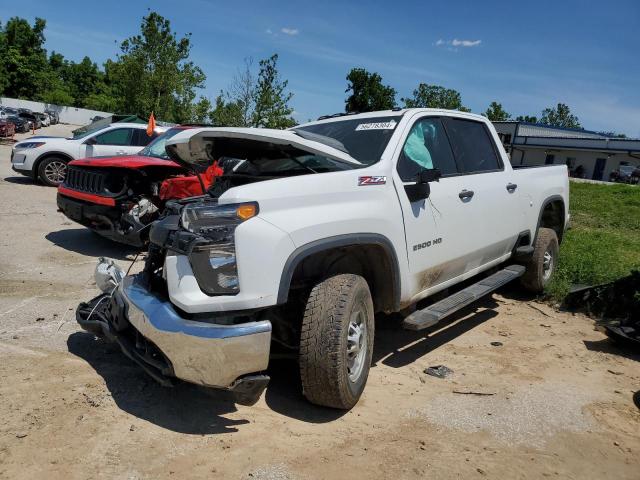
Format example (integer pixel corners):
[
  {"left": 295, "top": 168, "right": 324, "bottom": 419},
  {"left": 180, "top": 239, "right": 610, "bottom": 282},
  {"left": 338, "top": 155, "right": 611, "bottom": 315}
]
[{"left": 493, "top": 121, "right": 640, "bottom": 181}]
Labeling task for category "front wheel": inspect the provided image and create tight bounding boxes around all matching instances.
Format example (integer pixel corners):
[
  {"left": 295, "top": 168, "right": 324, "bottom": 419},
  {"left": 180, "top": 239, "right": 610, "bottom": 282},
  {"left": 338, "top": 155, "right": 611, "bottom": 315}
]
[
  {"left": 299, "top": 274, "right": 375, "bottom": 409},
  {"left": 520, "top": 227, "right": 559, "bottom": 293},
  {"left": 37, "top": 156, "right": 68, "bottom": 186}
]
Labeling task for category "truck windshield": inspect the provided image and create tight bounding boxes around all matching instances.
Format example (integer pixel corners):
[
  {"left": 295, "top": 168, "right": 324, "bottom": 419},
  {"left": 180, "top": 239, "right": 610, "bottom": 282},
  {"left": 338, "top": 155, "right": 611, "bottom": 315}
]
[
  {"left": 139, "top": 128, "right": 185, "bottom": 159},
  {"left": 293, "top": 115, "right": 402, "bottom": 165}
]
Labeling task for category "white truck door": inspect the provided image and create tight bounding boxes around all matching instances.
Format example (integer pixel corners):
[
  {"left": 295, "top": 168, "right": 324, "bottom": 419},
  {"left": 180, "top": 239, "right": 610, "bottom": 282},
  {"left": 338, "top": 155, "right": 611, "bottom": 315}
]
[
  {"left": 395, "top": 116, "right": 476, "bottom": 295},
  {"left": 440, "top": 117, "right": 521, "bottom": 264}
]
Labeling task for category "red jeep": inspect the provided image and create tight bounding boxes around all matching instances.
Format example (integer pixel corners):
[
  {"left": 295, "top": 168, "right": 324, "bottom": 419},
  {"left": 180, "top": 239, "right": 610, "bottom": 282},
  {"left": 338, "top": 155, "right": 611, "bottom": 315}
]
[{"left": 56, "top": 126, "right": 222, "bottom": 246}]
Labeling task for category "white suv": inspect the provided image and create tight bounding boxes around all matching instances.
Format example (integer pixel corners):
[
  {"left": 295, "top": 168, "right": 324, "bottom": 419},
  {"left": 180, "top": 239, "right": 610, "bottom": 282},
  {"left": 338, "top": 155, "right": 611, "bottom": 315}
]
[{"left": 10, "top": 122, "right": 166, "bottom": 186}]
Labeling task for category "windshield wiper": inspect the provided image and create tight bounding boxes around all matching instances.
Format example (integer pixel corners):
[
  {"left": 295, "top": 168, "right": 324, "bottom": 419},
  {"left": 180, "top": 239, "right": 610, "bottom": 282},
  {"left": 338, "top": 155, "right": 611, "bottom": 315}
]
[{"left": 292, "top": 129, "right": 349, "bottom": 154}]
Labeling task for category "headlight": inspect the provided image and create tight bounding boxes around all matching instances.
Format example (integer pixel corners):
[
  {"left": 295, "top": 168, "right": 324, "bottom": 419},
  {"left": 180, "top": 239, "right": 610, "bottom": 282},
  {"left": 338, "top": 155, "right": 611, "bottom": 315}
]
[
  {"left": 16, "top": 142, "right": 45, "bottom": 149},
  {"left": 182, "top": 201, "right": 258, "bottom": 295}
]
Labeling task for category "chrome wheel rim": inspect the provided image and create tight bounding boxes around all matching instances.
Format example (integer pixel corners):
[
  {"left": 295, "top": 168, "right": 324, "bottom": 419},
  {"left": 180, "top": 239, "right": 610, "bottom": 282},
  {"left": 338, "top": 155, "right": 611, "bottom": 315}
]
[
  {"left": 44, "top": 161, "right": 66, "bottom": 184},
  {"left": 542, "top": 250, "right": 554, "bottom": 281},
  {"left": 347, "top": 307, "right": 367, "bottom": 382}
]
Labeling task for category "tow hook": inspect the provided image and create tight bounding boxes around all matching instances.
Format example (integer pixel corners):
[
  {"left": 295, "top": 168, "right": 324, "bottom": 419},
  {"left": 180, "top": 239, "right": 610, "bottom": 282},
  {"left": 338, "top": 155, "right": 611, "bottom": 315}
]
[{"left": 228, "top": 375, "right": 270, "bottom": 406}]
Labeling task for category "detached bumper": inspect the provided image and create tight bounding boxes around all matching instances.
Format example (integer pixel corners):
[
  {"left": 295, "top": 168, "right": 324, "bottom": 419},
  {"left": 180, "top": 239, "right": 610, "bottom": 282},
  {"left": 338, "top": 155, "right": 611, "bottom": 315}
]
[{"left": 77, "top": 274, "right": 272, "bottom": 402}]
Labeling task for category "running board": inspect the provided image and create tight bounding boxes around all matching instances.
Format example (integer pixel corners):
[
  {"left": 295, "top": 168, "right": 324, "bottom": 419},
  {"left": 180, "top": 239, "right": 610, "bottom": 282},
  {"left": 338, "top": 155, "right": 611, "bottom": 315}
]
[{"left": 403, "top": 265, "right": 526, "bottom": 331}]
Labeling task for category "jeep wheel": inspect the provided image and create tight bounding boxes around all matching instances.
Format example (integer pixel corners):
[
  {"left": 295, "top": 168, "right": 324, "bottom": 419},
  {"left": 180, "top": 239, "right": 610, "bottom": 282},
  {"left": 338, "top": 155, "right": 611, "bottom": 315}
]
[
  {"left": 520, "top": 227, "right": 559, "bottom": 293},
  {"left": 299, "top": 274, "right": 375, "bottom": 409},
  {"left": 38, "top": 156, "right": 68, "bottom": 186}
]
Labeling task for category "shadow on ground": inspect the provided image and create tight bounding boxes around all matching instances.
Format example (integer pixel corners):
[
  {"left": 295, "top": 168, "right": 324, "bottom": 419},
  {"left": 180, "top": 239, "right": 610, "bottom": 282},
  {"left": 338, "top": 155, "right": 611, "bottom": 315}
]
[
  {"left": 372, "top": 295, "right": 499, "bottom": 368},
  {"left": 68, "top": 291, "right": 504, "bottom": 429},
  {"left": 264, "top": 358, "right": 350, "bottom": 423},
  {"left": 67, "top": 331, "right": 247, "bottom": 434},
  {"left": 47, "top": 228, "right": 139, "bottom": 261},
  {"left": 2, "top": 175, "right": 40, "bottom": 185},
  {"left": 583, "top": 338, "right": 640, "bottom": 362}
]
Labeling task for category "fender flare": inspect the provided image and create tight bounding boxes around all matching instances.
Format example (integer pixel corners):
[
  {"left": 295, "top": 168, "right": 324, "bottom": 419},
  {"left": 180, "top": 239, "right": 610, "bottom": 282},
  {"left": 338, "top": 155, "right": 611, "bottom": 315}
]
[
  {"left": 276, "top": 233, "right": 402, "bottom": 311},
  {"left": 534, "top": 195, "right": 566, "bottom": 244}
]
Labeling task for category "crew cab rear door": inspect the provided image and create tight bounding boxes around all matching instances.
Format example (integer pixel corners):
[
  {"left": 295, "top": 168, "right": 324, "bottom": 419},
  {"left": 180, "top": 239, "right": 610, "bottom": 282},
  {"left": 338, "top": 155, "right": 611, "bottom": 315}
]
[{"left": 440, "top": 116, "right": 521, "bottom": 263}]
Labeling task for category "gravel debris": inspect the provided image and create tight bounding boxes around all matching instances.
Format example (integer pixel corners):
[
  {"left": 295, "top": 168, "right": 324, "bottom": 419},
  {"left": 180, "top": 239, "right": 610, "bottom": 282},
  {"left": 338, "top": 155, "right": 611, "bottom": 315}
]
[
  {"left": 406, "top": 383, "right": 594, "bottom": 447},
  {"left": 246, "top": 464, "right": 296, "bottom": 480}
]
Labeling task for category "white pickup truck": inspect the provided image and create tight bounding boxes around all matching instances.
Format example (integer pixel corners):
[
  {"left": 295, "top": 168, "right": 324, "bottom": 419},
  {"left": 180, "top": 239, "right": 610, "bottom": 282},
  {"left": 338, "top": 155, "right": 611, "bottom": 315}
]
[{"left": 77, "top": 108, "right": 569, "bottom": 409}]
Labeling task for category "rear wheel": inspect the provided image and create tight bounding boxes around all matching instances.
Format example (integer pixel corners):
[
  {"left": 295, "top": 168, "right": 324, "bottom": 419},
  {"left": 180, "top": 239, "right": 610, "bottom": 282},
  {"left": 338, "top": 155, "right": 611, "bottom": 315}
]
[
  {"left": 299, "top": 274, "right": 374, "bottom": 409},
  {"left": 520, "top": 227, "right": 559, "bottom": 293},
  {"left": 37, "top": 156, "right": 68, "bottom": 186}
]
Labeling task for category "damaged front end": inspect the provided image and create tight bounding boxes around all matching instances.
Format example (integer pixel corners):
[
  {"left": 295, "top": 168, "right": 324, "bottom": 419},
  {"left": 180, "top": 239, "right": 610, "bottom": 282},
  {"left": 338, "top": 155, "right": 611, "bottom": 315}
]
[{"left": 76, "top": 256, "right": 271, "bottom": 406}]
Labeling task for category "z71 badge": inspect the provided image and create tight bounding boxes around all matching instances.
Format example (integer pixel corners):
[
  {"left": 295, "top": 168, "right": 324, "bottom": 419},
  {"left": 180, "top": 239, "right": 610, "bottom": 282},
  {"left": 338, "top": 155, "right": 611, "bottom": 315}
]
[{"left": 358, "top": 176, "right": 387, "bottom": 186}]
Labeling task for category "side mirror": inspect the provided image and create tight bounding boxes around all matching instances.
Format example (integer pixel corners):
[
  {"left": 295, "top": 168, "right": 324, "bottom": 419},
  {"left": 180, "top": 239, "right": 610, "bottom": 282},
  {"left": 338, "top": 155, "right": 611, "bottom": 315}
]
[
  {"left": 404, "top": 168, "right": 441, "bottom": 202},
  {"left": 419, "top": 168, "right": 441, "bottom": 183},
  {"left": 85, "top": 137, "right": 98, "bottom": 145}
]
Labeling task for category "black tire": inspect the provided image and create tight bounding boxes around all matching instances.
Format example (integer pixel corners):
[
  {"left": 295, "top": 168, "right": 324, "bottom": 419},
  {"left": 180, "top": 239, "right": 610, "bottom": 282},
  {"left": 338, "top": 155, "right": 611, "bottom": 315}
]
[
  {"left": 299, "top": 274, "right": 375, "bottom": 409},
  {"left": 520, "top": 227, "right": 559, "bottom": 293},
  {"left": 37, "top": 156, "right": 68, "bottom": 186}
]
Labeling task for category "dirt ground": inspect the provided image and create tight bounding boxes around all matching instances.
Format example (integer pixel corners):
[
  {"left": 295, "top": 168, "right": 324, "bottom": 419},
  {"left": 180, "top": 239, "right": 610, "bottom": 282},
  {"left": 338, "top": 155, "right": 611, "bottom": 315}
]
[{"left": 0, "top": 125, "right": 638, "bottom": 480}]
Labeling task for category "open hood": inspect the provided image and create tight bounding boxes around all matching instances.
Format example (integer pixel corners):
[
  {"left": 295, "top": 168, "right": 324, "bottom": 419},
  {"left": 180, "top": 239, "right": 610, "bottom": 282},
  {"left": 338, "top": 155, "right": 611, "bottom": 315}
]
[{"left": 164, "top": 127, "right": 362, "bottom": 171}]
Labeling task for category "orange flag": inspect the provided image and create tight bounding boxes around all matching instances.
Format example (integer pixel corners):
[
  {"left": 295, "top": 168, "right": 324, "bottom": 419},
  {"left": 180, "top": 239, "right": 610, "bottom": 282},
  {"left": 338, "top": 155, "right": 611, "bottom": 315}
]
[{"left": 146, "top": 112, "right": 156, "bottom": 136}]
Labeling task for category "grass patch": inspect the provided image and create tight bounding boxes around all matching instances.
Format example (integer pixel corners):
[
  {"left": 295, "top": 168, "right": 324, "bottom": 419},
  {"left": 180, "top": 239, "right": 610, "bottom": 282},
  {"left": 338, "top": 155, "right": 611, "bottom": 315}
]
[{"left": 546, "top": 181, "right": 640, "bottom": 301}]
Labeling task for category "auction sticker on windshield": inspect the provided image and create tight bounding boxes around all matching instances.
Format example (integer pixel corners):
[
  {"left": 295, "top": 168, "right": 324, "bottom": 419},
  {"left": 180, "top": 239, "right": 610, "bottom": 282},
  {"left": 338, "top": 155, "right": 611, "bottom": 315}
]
[{"left": 355, "top": 120, "right": 397, "bottom": 131}]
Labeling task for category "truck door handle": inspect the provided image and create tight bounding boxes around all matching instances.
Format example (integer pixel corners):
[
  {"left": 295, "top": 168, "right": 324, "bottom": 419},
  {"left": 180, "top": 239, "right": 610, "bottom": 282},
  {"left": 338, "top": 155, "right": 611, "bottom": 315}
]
[
  {"left": 506, "top": 183, "right": 518, "bottom": 193},
  {"left": 458, "top": 189, "right": 474, "bottom": 200}
]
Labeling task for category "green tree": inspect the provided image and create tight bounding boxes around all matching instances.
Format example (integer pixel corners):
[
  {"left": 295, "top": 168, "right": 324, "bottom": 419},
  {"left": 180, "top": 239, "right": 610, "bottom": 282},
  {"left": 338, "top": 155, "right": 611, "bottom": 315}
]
[
  {"left": 345, "top": 68, "right": 396, "bottom": 113},
  {"left": 598, "top": 131, "right": 627, "bottom": 138},
  {"left": 38, "top": 79, "right": 74, "bottom": 105},
  {"left": 251, "top": 54, "right": 295, "bottom": 128},
  {"left": 540, "top": 103, "right": 581, "bottom": 129},
  {"left": 484, "top": 101, "right": 510, "bottom": 121},
  {"left": 401, "top": 83, "right": 470, "bottom": 111},
  {"left": 63, "top": 56, "right": 105, "bottom": 107},
  {"left": 210, "top": 92, "right": 246, "bottom": 126},
  {"left": 0, "top": 22, "right": 9, "bottom": 94},
  {"left": 0, "top": 17, "right": 50, "bottom": 99},
  {"left": 191, "top": 96, "right": 213, "bottom": 123},
  {"left": 516, "top": 115, "right": 538, "bottom": 123},
  {"left": 108, "top": 11, "right": 206, "bottom": 122},
  {"left": 210, "top": 58, "right": 259, "bottom": 127}
]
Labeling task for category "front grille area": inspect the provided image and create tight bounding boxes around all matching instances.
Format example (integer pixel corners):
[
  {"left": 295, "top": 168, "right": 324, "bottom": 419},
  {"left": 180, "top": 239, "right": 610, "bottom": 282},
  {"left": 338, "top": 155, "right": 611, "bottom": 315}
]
[{"left": 64, "top": 167, "right": 107, "bottom": 194}]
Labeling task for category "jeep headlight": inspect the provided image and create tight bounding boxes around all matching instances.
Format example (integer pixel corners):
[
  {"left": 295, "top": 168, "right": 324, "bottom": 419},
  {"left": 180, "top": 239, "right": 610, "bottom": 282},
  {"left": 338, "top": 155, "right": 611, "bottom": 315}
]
[{"left": 181, "top": 202, "right": 258, "bottom": 295}]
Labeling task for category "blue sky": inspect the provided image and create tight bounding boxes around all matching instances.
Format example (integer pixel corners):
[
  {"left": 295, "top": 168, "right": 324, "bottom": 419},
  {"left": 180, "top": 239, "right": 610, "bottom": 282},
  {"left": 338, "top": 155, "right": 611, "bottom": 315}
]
[{"left": 2, "top": 0, "right": 639, "bottom": 136}]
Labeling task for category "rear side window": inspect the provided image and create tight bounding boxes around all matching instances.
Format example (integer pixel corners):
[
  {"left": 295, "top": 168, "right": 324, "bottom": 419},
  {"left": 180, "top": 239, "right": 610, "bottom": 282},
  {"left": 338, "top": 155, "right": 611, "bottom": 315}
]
[
  {"left": 396, "top": 117, "right": 458, "bottom": 181},
  {"left": 94, "top": 128, "right": 134, "bottom": 146},
  {"left": 132, "top": 128, "right": 157, "bottom": 147},
  {"left": 443, "top": 118, "right": 501, "bottom": 173}
]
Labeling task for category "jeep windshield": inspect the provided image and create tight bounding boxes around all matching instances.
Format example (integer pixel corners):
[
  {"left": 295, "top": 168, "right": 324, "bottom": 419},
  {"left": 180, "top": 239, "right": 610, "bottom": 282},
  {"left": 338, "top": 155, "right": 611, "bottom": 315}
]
[
  {"left": 293, "top": 115, "right": 402, "bottom": 166},
  {"left": 139, "top": 127, "right": 185, "bottom": 159}
]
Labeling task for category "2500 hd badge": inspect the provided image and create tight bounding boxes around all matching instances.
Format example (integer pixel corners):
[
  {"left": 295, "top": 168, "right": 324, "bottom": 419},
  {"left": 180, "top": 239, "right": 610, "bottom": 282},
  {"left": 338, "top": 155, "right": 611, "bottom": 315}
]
[{"left": 413, "top": 237, "right": 443, "bottom": 251}]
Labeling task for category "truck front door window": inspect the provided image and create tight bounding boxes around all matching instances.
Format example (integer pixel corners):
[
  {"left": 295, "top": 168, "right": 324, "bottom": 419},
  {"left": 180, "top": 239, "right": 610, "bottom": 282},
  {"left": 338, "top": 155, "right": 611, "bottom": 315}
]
[{"left": 396, "top": 118, "right": 458, "bottom": 181}]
